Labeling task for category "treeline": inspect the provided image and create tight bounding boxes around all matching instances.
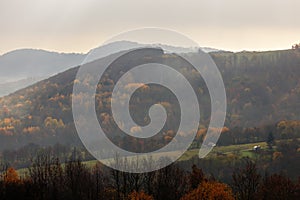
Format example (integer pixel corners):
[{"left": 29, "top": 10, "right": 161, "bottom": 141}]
[
  {"left": 185, "top": 138, "right": 300, "bottom": 184},
  {"left": 0, "top": 156, "right": 299, "bottom": 200},
  {"left": 217, "top": 120, "right": 300, "bottom": 146},
  {"left": 1, "top": 120, "right": 299, "bottom": 171},
  {"left": 0, "top": 143, "right": 93, "bottom": 169}
]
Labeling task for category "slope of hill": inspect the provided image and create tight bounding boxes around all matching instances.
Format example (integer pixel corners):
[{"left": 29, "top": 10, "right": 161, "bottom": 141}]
[
  {"left": 0, "top": 77, "right": 46, "bottom": 97},
  {"left": 0, "top": 49, "right": 85, "bottom": 96},
  {"left": 0, "top": 48, "right": 299, "bottom": 150},
  {"left": 0, "top": 49, "right": 84, "bottom": 80}
]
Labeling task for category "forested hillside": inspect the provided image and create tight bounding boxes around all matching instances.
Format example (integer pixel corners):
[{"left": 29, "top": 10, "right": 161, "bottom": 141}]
[{"left": 0, "top": 48, "right": 299, "bottom": 150}]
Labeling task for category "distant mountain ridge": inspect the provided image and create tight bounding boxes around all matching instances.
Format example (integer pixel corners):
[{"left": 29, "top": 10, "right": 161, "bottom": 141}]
[
  {"left": 76, "top": 40, "right": 220, "bottom": 64},
  {"left": 0, "top": 41, "right": 221, "bottom": 96},
  {"left": 0, "top": 49, "right": 85, "bottom": 96},
  {"left": 0, "top": 49, "right": 85, "bottom": 80}
]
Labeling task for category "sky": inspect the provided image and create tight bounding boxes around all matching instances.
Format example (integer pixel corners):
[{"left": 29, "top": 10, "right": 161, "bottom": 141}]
[{"left": 0, "top": 0, "right": 300, "bottom": 55}]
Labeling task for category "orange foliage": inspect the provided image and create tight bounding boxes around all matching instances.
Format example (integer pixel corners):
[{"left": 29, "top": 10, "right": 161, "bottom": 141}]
[
  {"left": 222, "top": 126, "right": 230, "bottom": 133},
  {"left": 196, "top": 127, "right": 229, "bottom": 140},
  {"left": 23, "top": 126, "right": 41, "bottom": 134},
  {"left": 15, "top": 103, "right": 24, "bottom": 108},
  {"left": 4, "top": 167, "right": 20, "bottom": 183},
  {"left": 0, "top": 126, "right": 15, "bottom": 135},
  {"left": 127, "top": 190, "right": 154, "bottom": 200},
  {"left": 273, "top": 151, "right": 283, "bottom": 160},
  {"left": 124, "top": 83, "right": 145, "bottom": 91},
  {"left": 181, "top": 181, "right": 234, "bottom": 200},
  {"left": 164, "top": 135, "right": 173, "bottom": 142},
  {"left": 166, "top": 130, "right": 175, "bottom": 137},
  {"left": 196, "top": 128, "right": 207, "bottom": 139},
  {"left": 44, "top": 117, "right": 65, "bottom": 129},
  {"left": 4, "top": 118, "right": 12, "bottom": 125}
]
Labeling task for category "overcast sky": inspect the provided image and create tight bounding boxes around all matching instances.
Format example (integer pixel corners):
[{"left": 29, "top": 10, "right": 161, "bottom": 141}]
[{"left": 0, "top": 0, "right": 299, "bottom": 54}]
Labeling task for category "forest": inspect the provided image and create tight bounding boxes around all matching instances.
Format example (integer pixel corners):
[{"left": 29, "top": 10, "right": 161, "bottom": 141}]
[
  {"left": 0, "top": 48, "right": 299, "bottom": 150},
  {"left": 0, "top": 48, "right": 299, "bottom": 199},
  {"left": 1, "top": 152, "right": 300, "bottom": 200}
]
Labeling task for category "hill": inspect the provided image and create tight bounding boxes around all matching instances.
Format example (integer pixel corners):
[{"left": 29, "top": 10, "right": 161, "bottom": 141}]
[
  {"left": 0, "top": 49, "right": 85, "bottom": 96},
  {"left": 0, "top": 48, "right": 299, "bottom": 150}
]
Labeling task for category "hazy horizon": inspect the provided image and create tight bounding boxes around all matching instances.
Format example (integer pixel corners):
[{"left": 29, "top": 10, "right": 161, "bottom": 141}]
[
  {"left": 0, "top": 40, "right": 295, "bottom": 56},
  {"left": 1, "top": 0, "right": 299, "bottom": 55}
]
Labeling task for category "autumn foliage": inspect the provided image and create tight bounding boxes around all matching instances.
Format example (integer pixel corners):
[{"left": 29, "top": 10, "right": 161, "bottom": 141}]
[
  {"left": 3, "top": 167, "right": 19, "bottom": 183},
  {"left": 127, "top": 190, "right": 154, "bottom": 200},
  {"left": 181, "top": 181, "right": 234, "bottom": 200}
]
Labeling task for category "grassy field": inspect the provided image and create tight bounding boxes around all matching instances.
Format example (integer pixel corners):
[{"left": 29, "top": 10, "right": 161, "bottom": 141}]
[
  {"left": 17, "top": 141, "right": 269, "bottom": 177},
  {"left": 80, "top": 141, "right": 268, "bottom": 168},
  {"left": 179, "top": 141, "right": 267, "bottom": 161}
]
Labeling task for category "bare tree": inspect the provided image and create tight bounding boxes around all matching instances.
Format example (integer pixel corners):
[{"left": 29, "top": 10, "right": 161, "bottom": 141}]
[{"left": 232, "top": 159, "right": 261, "bottom": 200}]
